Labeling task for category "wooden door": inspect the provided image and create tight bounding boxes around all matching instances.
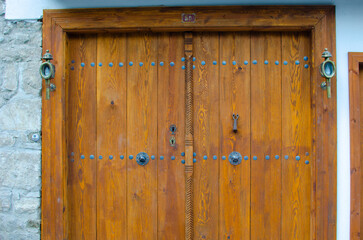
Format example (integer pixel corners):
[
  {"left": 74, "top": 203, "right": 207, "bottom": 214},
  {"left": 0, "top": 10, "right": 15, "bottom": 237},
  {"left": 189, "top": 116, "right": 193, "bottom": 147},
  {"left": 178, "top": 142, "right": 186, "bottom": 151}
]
[{"left": 66, "top": 31, "right": 313, "bottom": 239}]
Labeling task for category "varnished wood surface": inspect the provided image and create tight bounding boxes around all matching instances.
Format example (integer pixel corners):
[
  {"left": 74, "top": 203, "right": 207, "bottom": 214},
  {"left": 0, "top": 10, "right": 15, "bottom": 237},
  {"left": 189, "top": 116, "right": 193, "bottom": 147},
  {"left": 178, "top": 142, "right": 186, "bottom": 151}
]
[
  {"left": 250, "top": 32, "right": 282, "bottom": 240},
  {"left": 219, "top": 32, "right": 250, "bottom": 239},
  {"left": 157, "top": 33, "right": 185, "bottom": 239},
  {"left": 193, "top": 32, "right": 220, "bottom": 239},
  {"left": 42, "top": 6, "right": 336, "bottom": 240},
  {"left": 96, "top": 33, "right": 127, "bottom": 239},
  {"left": 349, "top": 52, "right": 363, "bottom": 240}
]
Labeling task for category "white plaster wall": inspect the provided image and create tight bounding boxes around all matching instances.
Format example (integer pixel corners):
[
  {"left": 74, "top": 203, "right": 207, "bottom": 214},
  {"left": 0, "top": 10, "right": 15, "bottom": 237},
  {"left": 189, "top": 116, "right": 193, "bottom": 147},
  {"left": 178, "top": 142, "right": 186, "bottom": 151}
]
[{"left": 5, "top": 0, "right": 363, "bottom": 239}]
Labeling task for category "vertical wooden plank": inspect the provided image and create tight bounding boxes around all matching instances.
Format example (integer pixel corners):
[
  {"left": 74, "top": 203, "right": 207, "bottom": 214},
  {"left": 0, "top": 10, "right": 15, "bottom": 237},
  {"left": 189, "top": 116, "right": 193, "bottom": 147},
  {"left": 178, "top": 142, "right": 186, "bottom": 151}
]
[
  {"left": 250, "top": 32, "right": 282, "bottom": 240},
  {"left": 193, "top": 32, "right": 219, "bottom": 239},
  {"left": 67, "top": 34, "right": 97, "bottom": 240},
  {"left": 126, "top": 32, "right": 158, "bottom": 239},
  {"left": 157, "top": 32, "right": 185, "bottom": 239},
  {"left": 96, "top": 33, "right": 127, "bottom": 239},
  {"left": 219, "top": 32, "right": 250, "bottom": 239},
  {"left": 281, "top": 32, "right": 312, "bottom": 240}
]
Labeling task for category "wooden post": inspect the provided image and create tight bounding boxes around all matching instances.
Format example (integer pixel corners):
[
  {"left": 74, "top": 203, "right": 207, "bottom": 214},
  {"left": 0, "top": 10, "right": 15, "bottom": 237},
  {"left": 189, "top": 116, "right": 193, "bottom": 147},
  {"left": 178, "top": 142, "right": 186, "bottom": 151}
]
[{"left": 184, "top": 32, "right": 194, "bottom": 240}]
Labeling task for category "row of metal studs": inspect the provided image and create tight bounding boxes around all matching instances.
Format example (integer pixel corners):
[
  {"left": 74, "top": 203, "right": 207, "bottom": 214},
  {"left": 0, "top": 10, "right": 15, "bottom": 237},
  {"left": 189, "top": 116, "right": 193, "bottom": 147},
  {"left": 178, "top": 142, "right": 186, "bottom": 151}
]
[
  {"left": 70, "top": 60, "right": 310, "bottom": 70},
  {"left": 69, "top": 153, "right": 310, "bottom": 164}
]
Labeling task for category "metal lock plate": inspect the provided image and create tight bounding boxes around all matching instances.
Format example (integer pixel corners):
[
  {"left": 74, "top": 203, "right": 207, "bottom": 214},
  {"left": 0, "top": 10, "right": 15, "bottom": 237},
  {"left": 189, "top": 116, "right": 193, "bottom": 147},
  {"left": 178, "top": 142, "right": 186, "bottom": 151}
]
[
  {"left": 136, "top": 152, "right": 149, "bottom": 166},
  {"left": 229, "top": 151, "right": 242, "bottom": 165},
  {"left": 170, "top": 136, "right": 176, "bottom": 147}
]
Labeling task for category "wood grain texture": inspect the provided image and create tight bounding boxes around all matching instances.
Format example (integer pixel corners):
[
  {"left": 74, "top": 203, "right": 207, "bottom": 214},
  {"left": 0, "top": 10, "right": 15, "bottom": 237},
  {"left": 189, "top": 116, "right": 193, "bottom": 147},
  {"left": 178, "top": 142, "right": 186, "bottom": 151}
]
[
  {"left": 45, "top": 6, "right": 331, "bottom": 32},
  {"left": 219, "top": 32, "right": 250, "bottom": 240},
  {"left": 250, "top": 32, "right": 282, "bottom": 240},
  {"left": 193, "top": 32, "right": 220, "bottom": 239},
  {"left": 349, "top": 52, "right": 363, "bottom": 240},
  {"left": 126, "top": 32, "right": 158, "bottom": 239},
  {"left": 96, "top": 33, "right": 127, "bottom": 239},
  {"left": 157, "top": 33, "right": 185, "bottom": 239},
  {"left": 281, "top": 32, "right": 312, "bottom": 240},
  {"left": 67, "top": 34, "right": 97, "bottom": 239}
]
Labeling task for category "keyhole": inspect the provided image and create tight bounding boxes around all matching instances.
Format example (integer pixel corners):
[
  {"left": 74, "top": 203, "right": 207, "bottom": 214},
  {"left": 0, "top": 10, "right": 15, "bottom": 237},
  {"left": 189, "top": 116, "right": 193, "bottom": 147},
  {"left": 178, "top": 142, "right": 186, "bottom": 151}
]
[
  {"left": 169, "top": 124, "right": 177, "bottom": 134},
  {"left": 170, "top": 136, "right": 176, "bottom": 147}
]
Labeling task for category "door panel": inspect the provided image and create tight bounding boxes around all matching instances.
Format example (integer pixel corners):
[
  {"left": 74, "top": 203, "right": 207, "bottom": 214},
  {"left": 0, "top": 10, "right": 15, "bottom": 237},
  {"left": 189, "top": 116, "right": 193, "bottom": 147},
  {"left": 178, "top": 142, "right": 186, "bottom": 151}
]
[
  {"left": 219, "top": 32, "right": 251, "bottom": 239},
  {"left": 193, "top": 32, "right": 220, "bottom": 239},
  {"left": 66, "top": 31, "right": 313, "bottom": 239},
  {"left": 250, "top": 32, "right": 282, "bottom": 239},
  {"left": 67, "top": 34, "right": 97, "bottom": 240}
]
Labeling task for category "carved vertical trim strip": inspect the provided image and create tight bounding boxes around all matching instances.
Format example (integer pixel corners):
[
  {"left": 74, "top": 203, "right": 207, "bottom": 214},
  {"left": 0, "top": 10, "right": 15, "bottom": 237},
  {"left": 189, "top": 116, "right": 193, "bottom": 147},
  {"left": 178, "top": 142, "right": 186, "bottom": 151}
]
[{"left": 184, "top": 32, "right": 194, "bottom": 240}]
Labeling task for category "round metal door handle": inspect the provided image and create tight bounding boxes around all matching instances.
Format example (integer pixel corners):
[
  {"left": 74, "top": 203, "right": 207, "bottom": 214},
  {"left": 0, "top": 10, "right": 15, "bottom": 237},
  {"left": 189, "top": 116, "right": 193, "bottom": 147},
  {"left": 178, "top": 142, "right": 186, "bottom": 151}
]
[
  {"left": 229, "top": 151, "right": 242, "bottom": 165},
  {"left": 136, "top": 152, "right": 149, "bottom": 166}
]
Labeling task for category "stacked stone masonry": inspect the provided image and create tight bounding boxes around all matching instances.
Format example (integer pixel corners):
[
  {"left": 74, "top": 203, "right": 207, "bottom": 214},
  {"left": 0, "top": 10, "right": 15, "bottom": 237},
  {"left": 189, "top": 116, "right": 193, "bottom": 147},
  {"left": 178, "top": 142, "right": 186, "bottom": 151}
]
[{"left": 0, "top": 0, "right": 42, "bottom": 239}]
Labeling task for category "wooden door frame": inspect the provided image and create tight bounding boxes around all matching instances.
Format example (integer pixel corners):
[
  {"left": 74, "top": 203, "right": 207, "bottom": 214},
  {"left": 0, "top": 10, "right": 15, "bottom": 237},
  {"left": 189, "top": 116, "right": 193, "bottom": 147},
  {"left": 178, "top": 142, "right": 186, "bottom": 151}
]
[
  {"left": 349, "top": 52, "right": 363, "bottom": 239},
  {"left": 41, "top": 6, "right": 337, "bottom": 239}
]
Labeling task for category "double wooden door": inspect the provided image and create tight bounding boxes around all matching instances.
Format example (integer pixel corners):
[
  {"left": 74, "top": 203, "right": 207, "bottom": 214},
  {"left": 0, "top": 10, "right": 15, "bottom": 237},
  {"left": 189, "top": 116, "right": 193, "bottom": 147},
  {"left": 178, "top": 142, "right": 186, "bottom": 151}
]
[{"left": 67, "top": 31, "right": 312, "bottom": 239}]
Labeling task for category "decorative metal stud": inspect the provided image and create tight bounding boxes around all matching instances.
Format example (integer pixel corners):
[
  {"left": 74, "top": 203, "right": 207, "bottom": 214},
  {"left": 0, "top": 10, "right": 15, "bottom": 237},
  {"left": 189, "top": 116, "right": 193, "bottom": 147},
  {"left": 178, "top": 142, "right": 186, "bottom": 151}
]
[
  {"left": 136, "top": 152, "right": 149, "bottom": 166},
  {"left": 253, "top": 60, "right": 257, "bottom": 65},
  {"left": 193, "top": 158, "right": 197, "bottom": 163},
  {"left": 119, "top": 62, "right": 123, "bottom": 67},
  {"left": 201, "top": 61, "right": 206, "bottom": 65},
  {"left": 222, "top": 156, "right": 226, "bottom": 160},
  {"left": 244, "top": 61, "right": 248, "bottom": 65},
  {"left": 295, "top": 60, "right": 300, "bottom": 65},
  {"left": 275, "top": 155, "right": 279, "bottom": 159},
  {"left": 296, "top": 156, "right": 301, "bottom": 161},
  {"left": 70, "top": 66, "right": 74, "bottom": 70},
  {"left": 181, "top": 57, "right": 185, "bottom": 62},
  {"left": 160, "top": 156, "right": 164, "bottom": 160},
  {"left": 213, "top": 61, "right": 217, "bottom": 65},
  {"left": 151, "top": 62, "right": 155, "bottom": 66},
  {"left": 171, "top": 156, "right": 175, "bottom": 160},
  {"left": 283, "top": 61, "right": 288, "bottom": 65},
  {"left": 193, "top": 152, "right": 196, "bottom": 157},
  {"left": 264, "top": 60, "right": 268, "bottom": 64},
  {"left": 182, "top": 66, "right": 186, "bottom": 69},
  {"left": 120, "top": 155, "right": 124, "bottom": 159},
  {"left": 71, "top": 60, "right": 75, "bottom": 63},
  {"left": 109, "top": 155, "right": 113, "bottom": 160},
  {"left": 81, "top": 155, "right": 85, "bottom": 159},
  {"left": 71, "top": 152, "right": 75, "bottom": 156},
  {"left": 129, "top": 62, "right": 133, "bottom": 66},
  {"left": 222, "top": 61, "right": 227, "bottom": 65},
  {"left": 181, "top": 160, "right": 185, "bottom": 164},
  {"left": 232, "top": 61, "right": 237, "bottom": 65},
  {"left": 305, "top": 160, "right": 309, "bottom": 164},
  {"left": 304, "top": 56, "right": 309, "bottom": 61},
  {"left": 193, "top": 65, "right": 196, "bottom": 69},
  {"left": 193, "top": 57, "right": 196, "bottom": 61},
  {"left": 170, "top": 62, "right": 175, "bottom": 66},
  {"left": 275, "top": 61, "right": 279, "bottom": 65},
  {"left": 99, "top": 63, "right": 103, "bottom": 67},
  {"left": 229, "top": 151, "right": 242, "bottom": 165},
  {"left": 305, "top": 152, "right": 309, "bottom": 156},
  {"left": 129, "top": 155, "right": 133, "bottom": 159},
  {"left": 265, "top": 155, "right": 270, "bottom": 160},
  {"left": 139, "top": 62, "right": 143, "bottom": 67},
  {"left": 151, "top": 155, "right": 155, "bottom": 160},
  {"left": 90, "top": 155, "right": 95, "bottom": 159},
  {"left": 91, "top": 62, "right": 95, "bottom": 67},
  {"left": 304, "top": 64, "right": 309, "bottom": 69},
  {"left": 99, "top": 155, "right": 103, "bottom": 159},
  {"left": 213, "top": 155, "right": 217, "bottom": 160},
  {"left": 253, "top": 156, "right": 257, "bottom": 160},
  {"left": 181, "top": 152, "right": 185, "bottom": 156},
  {"left": 284, "top": 155, "right": 289, "bottom": 159},
  {"left": 81, "top": 63, "right": 85, "bottom": 67},
  {"left": 109, "top": 63, "right": 113, "bottom": 67},
  {"left": 160, "top": 62, "right": 164, "bottom": 66},
  {"left": 203, "top": 155, "right": 207, "bottom": 160}
]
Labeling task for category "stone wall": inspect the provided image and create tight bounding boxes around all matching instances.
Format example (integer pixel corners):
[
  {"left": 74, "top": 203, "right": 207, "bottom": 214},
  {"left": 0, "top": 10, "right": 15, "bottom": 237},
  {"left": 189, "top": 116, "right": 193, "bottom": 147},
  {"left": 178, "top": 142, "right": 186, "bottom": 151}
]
[{"left": 0, "top": 0, "right": 42, "bottom": 239}]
